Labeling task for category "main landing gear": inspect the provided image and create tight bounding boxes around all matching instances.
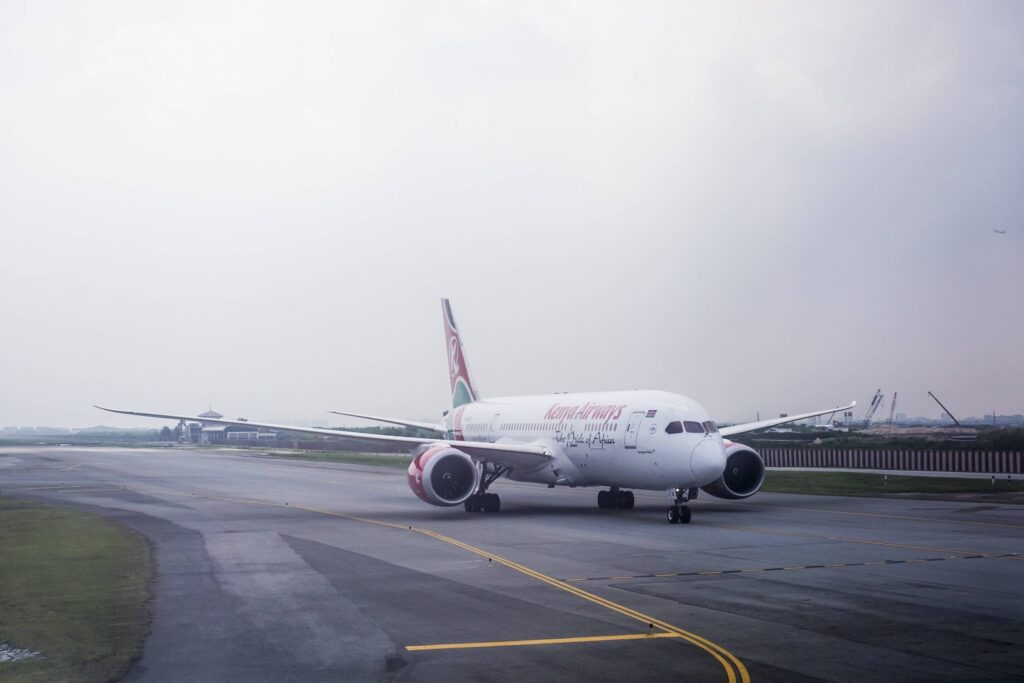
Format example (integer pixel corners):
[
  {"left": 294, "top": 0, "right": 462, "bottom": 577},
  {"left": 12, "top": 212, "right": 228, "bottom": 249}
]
[
  {"left": 464, "top": 492, "right": 500, "bottom": 512},
  {"left": 597, "top": 486, "right": 634, "bottom": 510},
  {"left": 464, "top": 464, "right": 509, "bottom": 513},
  {"left": 667, "top": 487, "right": 694, "bottom": 524}
]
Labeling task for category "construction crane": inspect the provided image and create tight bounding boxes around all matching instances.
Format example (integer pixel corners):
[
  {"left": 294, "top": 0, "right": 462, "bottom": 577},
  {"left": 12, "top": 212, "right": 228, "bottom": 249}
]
[
  {"left": 928, "top": 391, "right": 961, "bottom": 427},
  {"left": 860, "top": 389, "right": 884, "bottom": 425},
  {"left": 859, "top": 388, "right": 881, "bottom": 421},
  {"left": 870, "top": 394, "right": 887, "bottom": 425},
  {"left": 887, "top": 392, "right": 898, "bottom": 426}
]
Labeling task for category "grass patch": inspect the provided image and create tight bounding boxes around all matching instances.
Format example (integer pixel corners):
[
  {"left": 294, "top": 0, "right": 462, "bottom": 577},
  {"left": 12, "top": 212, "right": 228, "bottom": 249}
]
[
  {"left": 243, "top": 449, "right": 411, "bottom": 469},
  {"left": 762, "top": 471, "right": 1024, "bottom": 499},
  {"left": 0, "top": 498, "right": 153, "bottom": 683}
]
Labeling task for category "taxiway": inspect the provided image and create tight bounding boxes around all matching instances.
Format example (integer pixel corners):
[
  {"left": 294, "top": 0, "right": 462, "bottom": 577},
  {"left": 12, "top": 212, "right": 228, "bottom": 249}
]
[{"left": 1, "top": 446, "right": 1021, "bottom": 682}]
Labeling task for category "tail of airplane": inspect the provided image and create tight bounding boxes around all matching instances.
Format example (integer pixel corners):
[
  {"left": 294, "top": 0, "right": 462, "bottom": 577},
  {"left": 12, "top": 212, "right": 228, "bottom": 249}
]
[{"left": 442, "top": 299, "right": 480, "bottom": 408}]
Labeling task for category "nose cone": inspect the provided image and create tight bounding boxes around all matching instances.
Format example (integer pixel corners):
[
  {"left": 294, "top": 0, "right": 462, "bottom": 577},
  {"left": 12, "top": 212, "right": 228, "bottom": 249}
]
[{"left": 690, "top": 440, "right": 726, "bottom": 485}]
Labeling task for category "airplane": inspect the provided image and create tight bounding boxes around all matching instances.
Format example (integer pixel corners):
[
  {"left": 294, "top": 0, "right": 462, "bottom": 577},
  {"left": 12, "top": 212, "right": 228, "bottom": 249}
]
[
  {"left": 97, "top": 299, "right": 854, "bottom": 524},
  {"left": 994, "top": 229, "right": 1006, "bottom": 235}
]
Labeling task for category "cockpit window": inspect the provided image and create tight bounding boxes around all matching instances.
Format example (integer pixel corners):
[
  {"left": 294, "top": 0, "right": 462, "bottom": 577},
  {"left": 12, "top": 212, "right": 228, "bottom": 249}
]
[
  {"left": 683, "top": 421, "right": 704, "bottom": 433},
  {"left": 665, "top": 421, "right": 683, "bottom": 434},
  {"left": 703, "top": 421, "right": 718, "bottom": 433}
]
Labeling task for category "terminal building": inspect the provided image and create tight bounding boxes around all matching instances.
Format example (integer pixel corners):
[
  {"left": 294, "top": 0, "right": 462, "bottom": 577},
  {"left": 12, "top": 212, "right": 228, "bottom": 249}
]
[{"left": 181, "top": 409, "right": 278, "bottom": 444}]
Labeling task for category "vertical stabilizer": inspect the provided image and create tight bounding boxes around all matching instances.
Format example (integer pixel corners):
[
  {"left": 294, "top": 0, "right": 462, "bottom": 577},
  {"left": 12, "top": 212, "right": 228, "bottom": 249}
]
[{"left": 441, "top": 299, "right": 480, "bottom": 408}]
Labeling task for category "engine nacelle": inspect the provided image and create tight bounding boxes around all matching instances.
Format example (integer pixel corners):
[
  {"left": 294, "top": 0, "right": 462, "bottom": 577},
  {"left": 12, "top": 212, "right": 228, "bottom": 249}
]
[
  {"left": 406, "top": 444, "right": 481, "bottom": 507},
  {"left": 700, "top": 442, "right": 765, "bottom": 500}
]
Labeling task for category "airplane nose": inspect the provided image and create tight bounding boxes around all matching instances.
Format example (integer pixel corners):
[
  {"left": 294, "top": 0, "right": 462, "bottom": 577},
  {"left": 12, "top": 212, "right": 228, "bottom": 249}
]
[{"left": 690, "top": 440, "right": 726, "bottom": 484}]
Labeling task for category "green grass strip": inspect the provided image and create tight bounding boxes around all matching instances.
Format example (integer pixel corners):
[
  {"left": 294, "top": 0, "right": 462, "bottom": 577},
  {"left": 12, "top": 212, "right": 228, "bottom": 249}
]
[
  {"left": 763, "top": 470, "right": 1024, "bottom": 499},
  {"left": 0, "top": 498, "right": 153, "bottom": 683}
]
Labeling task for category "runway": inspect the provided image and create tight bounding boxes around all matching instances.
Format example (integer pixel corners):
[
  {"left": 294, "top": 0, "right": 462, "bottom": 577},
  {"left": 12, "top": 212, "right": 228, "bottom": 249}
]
[{"left": 2, "top": 446, "right": 1022, "bottom": 682}]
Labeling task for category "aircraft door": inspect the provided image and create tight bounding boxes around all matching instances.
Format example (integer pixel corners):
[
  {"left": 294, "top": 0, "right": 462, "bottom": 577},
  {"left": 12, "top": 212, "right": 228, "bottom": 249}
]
[
  {"left": 636, "top": 414, "right": 658, "bottom": 453},
  {"left": 624, "top": 411, "right": 644, "bottom": 449},
  {"left": 488, "top": 413, "right": 501, "bottom": 442}
]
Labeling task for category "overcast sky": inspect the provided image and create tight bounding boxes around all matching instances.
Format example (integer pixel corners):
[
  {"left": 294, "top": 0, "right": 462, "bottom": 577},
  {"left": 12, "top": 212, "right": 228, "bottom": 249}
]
[{"left": 2, "top": 1, "right": 1022, "bottom": 428}]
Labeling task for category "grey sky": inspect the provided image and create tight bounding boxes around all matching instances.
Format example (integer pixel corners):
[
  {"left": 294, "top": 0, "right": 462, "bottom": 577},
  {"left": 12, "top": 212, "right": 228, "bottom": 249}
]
[{"left": 2, "top": 1, "right": 1022, "bottom": 427}]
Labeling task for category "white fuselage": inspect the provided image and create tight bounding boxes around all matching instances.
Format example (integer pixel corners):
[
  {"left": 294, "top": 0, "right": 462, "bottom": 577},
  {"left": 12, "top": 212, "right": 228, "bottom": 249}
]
[{"left": 447, "top": 390, "right": 727, "bottom": 491}]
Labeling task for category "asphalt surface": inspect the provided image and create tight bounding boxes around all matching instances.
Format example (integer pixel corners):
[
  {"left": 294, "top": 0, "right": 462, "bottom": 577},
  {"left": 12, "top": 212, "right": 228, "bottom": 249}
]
[{"left": 2, "top": 446, "right": 1022, "bottom": 682}]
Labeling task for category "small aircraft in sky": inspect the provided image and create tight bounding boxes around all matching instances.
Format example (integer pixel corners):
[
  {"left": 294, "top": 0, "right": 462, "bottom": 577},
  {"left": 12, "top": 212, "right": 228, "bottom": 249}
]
[
  {"left": 99, "top": 300, "right": 852, "bottom": 524},
  {"left": 993, "top": 229, "right": 1007, "bottom": 234}
]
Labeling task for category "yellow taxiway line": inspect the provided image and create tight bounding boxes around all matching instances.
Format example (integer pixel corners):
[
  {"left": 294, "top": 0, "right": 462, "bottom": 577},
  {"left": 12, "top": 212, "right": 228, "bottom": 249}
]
[
  {"left": 406, "top": 632, "right": 682, "bottom": 651},
  {"left": 127, "top": 489, "right": 749, "bottom": 683},
  {"left": 411, "top": 526, "right": 750, "bottom": 683}
]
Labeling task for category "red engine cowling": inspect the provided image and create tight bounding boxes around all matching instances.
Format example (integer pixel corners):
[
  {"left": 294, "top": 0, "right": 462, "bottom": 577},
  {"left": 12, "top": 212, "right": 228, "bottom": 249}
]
[
  {"left": 700, "top": 441, "right": 766, "bottom": 500},
  {"left": 406, "top": 444, "right": 481, "bottom": 507}
]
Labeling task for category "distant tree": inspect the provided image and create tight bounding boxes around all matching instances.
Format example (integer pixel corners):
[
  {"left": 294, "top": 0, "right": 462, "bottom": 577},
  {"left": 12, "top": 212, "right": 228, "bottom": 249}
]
[
  {"left": 160, "top": 426, "right": 173, "bottom": 441},
  {"left": 987, "top": 428, "right": 1024, "bottom": 451}
]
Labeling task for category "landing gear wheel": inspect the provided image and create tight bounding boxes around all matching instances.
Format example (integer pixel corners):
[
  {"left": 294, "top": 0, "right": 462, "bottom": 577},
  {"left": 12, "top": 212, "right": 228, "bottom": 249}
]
[
  {"left": 464, "top": 465, "right": 509, "bottom": 514},
  {"left": 600, "top": 489, "right": 632, "bottom": 509},
  {"left": 465, "top": 493, "right": 501, "bottom": 513},
  {"left": 666, "top": 487, "right": 693, "bottom": 524}
]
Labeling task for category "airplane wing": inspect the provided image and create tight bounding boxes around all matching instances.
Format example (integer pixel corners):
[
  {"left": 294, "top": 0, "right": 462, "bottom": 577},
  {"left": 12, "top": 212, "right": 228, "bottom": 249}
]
[
  {"left": 719, "top": 401, "right": 857, "bottom": 438},
  {"left": 94, "top": 406, "right": 552, "bottom": 471},
  {"left": 328, "top": 410, "right": 446, "bottom": 434}
]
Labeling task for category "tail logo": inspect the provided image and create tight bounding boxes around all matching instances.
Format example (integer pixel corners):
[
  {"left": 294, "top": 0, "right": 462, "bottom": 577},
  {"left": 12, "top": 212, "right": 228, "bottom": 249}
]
[
  {"left": 442, "top": 298, "right": 478, "bottom": 409},
  {"left": 448, "top": 336, "right": 461, "bottom": 378}
]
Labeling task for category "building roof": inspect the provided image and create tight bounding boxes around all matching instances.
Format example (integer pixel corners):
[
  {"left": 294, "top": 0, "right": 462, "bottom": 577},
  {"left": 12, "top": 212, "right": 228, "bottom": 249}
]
[{"left": 198, "top": 409, "right": 223, "bottom": 419}]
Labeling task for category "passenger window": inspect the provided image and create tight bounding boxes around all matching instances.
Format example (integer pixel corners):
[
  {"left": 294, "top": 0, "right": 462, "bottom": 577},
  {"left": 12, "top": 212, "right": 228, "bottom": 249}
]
[
  {"left": 665, "top": 421, "right": 683, "bottom": 434},
  {"left": 684, "top": 421, "right": 704, "bottom": 433}
]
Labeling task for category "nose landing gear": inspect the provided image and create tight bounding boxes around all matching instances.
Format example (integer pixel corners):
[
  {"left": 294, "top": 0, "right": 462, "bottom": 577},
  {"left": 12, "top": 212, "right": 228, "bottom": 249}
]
[{"left": 667, "top": 487, "right": 693, "bottom": 524}]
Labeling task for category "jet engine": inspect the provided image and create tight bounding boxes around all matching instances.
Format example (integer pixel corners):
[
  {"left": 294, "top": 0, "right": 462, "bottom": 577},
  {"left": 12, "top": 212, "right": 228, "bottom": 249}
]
[
  {"left": 406, "top": 444, "right": 481, "bottom": 507},
  {"left": 700, "top": 441, "right": 765, "bottom": 500}
]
